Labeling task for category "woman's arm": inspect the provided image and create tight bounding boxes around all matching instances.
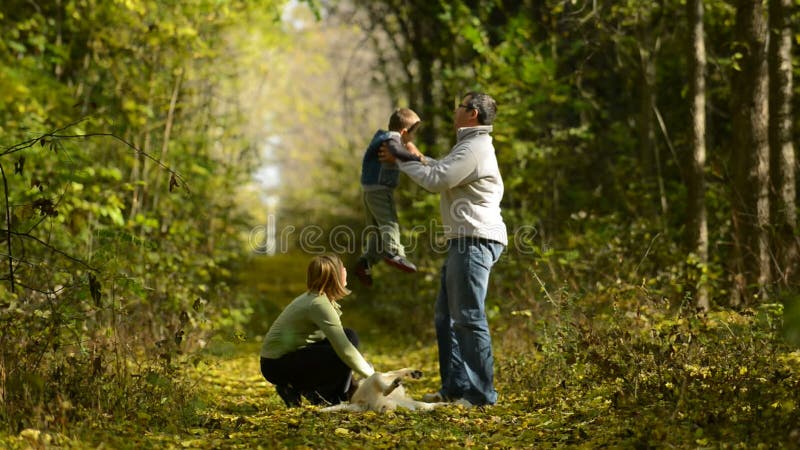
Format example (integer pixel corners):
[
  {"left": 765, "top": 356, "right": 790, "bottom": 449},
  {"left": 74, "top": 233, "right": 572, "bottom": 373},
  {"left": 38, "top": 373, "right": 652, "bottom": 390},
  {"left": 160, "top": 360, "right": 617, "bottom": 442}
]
[{"left": 310, "top": 300, "right": 375, "bottom": 378}]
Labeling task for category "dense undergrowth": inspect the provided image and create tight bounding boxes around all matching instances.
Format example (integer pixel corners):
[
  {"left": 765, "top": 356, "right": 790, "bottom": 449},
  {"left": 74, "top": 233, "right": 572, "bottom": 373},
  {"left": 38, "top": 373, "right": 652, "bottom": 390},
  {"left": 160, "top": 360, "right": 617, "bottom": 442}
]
[
  {"left": 1, "top": 259, "right": 799, "bottom": 448},
  {"left": 504, "top": 297, "right": 800, "bottom": 447}
]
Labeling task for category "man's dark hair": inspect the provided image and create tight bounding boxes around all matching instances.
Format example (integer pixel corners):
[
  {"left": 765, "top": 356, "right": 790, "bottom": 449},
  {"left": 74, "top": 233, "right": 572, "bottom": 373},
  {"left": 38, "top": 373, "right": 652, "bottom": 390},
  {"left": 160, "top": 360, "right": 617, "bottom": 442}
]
[{"left": 463, "top": 92, "right": 497, "bottom": 125}]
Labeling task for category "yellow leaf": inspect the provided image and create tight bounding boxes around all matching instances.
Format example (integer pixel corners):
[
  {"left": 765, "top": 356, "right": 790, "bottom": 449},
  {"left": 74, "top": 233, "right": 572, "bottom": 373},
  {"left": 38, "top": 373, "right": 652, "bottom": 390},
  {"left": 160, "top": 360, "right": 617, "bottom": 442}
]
[
  {"left": 20, "top": 429, "right": 41, "bottom": 441},
  {"left": 334, "top": 427, "right": 350, "bottom": 436}
]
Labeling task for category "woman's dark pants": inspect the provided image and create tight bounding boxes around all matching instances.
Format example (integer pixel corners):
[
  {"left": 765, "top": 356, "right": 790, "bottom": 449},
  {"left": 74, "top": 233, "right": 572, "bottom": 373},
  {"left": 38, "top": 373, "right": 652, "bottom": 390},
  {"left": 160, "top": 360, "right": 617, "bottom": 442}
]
[{"left": 260, "top": 328, "right": 359, "bottom": 407}]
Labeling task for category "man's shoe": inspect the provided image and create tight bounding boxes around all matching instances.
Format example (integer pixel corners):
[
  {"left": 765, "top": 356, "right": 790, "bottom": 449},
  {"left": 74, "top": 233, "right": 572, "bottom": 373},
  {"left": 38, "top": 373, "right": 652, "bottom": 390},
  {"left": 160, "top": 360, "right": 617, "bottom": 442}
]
[
  {"left": 453, "top": 398, "right": 474, "bottom": 408},
  {"left": 354, "top": 258, "right": 373, "bottom": 287},
  {"left": 422, "top": 392, "right": 445, "bottom": 402},
  {"left": 384, "top": 254, "right": 417, "bottom": 273}
]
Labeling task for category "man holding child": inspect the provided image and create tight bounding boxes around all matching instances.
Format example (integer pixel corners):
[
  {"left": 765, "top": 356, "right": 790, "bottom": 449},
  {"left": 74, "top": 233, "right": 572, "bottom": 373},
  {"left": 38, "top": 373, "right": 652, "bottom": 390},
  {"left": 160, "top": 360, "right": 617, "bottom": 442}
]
[{"left": 380, "top": 92, "right": 506, "bottom": 407}]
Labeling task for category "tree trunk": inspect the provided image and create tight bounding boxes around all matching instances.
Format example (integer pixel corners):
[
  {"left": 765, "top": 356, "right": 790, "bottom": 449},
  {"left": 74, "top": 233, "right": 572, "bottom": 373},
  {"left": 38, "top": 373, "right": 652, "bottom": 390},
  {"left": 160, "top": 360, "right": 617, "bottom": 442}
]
[
  {"left": 687, "top": 0, "right": 709, "bottom": 311},
  {"left": 415, "top": 43, "right": 437, "bottom": 148},
  {"left": 405, "top": 6, "right": 440, "bottom": 150},
  {"left": 152, "top": 69, "right": 183, "bottom": 212},
  {"left": 730, "top": 0, "right": 770, "bottom": 306},
  {"left": 636, "top": 8, "right": 668, "bottom": 225},
  {"left": 768, "top": 0, "right": 797, "bottom": 287},
  {"left": 636, "top": 19, "right": 657, "bottom": 188}
]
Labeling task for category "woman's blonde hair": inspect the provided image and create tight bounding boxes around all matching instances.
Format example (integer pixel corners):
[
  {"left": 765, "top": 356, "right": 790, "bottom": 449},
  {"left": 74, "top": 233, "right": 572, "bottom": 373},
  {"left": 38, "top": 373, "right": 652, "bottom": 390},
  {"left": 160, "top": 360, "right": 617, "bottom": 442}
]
[{"left": 306, "top": 254, "right": 350, "bottom": 301}]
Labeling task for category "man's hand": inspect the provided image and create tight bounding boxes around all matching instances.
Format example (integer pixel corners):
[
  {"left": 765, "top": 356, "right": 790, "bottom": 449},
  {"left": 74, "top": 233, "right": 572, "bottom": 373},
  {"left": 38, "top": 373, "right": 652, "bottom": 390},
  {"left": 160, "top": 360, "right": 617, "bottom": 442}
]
[
  {"left": 378, "top": 142, "right": 397, "bottom": 164},
  {"left": 405, "top": 141, "right": 424, "bottom": 161}
]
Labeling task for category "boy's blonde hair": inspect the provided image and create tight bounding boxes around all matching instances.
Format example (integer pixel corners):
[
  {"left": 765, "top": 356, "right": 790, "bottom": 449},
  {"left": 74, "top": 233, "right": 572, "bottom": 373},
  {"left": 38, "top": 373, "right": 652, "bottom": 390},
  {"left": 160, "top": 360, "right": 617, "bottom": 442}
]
[
  {"left": 307, "top": 255, "right": 350, "bottom": 301},
  {"left": 388, "top": 108, "right": 421, "bottom": 133}
]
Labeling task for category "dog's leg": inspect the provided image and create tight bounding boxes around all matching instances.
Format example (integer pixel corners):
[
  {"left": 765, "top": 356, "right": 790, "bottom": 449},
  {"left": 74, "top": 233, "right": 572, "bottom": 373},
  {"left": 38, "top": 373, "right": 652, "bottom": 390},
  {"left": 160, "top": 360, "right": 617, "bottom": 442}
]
[
  {"left": 382, "top": 376, "right": 402, "bottom": 396},
  {"left": 321, "top": 402, "right": 364, "bottom": 413},
  {"left": 389, "top": 397, "right": 440, "bottom": 411},
  {"left": 413, "top": 401, "right": 444, "bottom": 411},
  {"left": 383, "top": 368, "right": 423, "bottom": 379},
  {"left": 379, "top": 368, "right": 423, "bottom": 397}
]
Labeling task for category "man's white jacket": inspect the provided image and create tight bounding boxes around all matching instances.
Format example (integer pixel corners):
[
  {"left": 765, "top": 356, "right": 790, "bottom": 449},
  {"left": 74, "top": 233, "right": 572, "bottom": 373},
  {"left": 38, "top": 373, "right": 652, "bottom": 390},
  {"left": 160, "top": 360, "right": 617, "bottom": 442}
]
[{"left": 398, "top": 125, "right": 508, "bottom": 246}]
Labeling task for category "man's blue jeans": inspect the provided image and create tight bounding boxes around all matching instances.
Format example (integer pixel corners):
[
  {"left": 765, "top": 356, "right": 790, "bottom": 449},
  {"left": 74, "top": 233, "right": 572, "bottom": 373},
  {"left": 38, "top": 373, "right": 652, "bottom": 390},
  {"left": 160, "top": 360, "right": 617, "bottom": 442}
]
[{"left": 434, "top": 237, "right": 504, "bottom": 405}]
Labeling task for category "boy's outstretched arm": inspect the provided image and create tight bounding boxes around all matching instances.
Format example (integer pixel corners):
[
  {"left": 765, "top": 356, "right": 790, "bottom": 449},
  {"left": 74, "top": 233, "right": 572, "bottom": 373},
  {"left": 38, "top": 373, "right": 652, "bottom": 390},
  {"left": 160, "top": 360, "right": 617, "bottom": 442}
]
[
  {"left": 378, "top": 140, "right": 424, "bottom": 164},
  {"left": 384, "top": 136, "right": 421, "bottom": 162}
]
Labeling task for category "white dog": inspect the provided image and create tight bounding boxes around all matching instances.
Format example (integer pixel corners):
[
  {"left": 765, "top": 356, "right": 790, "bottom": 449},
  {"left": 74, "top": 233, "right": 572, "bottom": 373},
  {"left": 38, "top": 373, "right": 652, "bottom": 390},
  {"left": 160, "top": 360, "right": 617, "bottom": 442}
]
[{"left": 321, "top": 368, "right": 446, "bottom": 413}]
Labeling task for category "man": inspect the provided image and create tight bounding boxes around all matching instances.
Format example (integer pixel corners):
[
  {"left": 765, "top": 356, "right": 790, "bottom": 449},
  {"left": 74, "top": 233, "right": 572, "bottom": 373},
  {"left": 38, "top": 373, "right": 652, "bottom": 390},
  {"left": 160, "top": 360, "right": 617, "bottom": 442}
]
[{"left": 380, "top": 92, "right": 507, "bottom": 406}]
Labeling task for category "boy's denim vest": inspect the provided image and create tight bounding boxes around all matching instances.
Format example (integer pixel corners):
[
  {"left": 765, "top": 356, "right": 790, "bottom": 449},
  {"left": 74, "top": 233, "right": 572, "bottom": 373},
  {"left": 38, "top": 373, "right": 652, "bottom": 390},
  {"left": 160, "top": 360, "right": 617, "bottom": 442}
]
[{"left": 360, "top": 129, "right": 400, "bottom": 189}]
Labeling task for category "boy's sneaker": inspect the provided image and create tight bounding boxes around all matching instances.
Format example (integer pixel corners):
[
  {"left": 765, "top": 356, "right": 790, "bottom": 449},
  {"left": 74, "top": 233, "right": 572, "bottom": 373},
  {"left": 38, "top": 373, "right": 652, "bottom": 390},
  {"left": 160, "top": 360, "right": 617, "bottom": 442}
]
[
  {"left": 384, "top": 254, "right": 417, "bottom": 273},
  {"left": 354, "top": 258, "right": 373, "bottom": 287}
]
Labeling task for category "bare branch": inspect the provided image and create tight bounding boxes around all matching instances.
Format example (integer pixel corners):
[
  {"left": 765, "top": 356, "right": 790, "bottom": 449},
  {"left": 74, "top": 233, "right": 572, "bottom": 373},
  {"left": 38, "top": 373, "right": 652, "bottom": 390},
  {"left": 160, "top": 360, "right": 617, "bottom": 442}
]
[
  {"left": 0, "top": 163, "right": 14, "bottom": 292},
  {"left": 49, "top": 133, "right": 190, "bottom": 193},
  {"left": 4, "top": 229, "right": 98, "bottom": 272},
  {"left": 1, "top": 118, "right": 190, "bottom": 193}
]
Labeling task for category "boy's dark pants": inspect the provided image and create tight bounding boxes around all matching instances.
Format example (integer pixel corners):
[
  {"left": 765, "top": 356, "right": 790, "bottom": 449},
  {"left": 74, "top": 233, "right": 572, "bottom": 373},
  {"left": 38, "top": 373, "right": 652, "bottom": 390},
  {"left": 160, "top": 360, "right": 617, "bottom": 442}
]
[{"left": 362, "top": 188, "right": 405, "bottom": 264}]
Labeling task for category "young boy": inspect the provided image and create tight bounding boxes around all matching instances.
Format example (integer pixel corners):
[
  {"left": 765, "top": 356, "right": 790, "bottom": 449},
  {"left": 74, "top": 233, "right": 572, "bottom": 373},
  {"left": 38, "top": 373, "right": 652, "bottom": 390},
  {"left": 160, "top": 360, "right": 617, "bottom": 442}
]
[{"left": 354, "top": 108, "right": 422, "bottom": 287}]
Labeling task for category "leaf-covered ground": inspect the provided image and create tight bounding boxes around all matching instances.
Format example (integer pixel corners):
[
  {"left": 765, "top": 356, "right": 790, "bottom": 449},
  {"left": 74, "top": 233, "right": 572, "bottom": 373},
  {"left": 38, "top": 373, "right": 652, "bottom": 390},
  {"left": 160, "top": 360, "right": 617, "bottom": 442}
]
[
  {"left": 3, "top": 306, "right": 800, "bottom": 448},
  {"left": 2, "top": 341, "right": 561, "bottom": 449},
  {"left": 177, "top": 343, "right": 535, "bottom": 449},
  {"left": 164, "top": 342, "right": 557, "bottom": 449}
]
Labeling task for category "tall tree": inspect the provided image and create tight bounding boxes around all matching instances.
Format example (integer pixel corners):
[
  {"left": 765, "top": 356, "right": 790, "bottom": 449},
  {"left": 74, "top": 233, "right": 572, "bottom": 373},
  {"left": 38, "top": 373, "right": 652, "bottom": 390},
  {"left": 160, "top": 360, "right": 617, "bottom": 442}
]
[
  {"left": 730, "top": 0, "right": 770, "bottom": 305},
  {"left": 687, "top": 0, "right": 709, "bottom": 310},
  {"left": 636, "top": 4, "right": 667, "bottom": 222},
  {"left": 346, "top": 0, "right": 463, "bottom": 150},
  {"left": 768, "top": 0, "right": 797, "bottom": 287}
]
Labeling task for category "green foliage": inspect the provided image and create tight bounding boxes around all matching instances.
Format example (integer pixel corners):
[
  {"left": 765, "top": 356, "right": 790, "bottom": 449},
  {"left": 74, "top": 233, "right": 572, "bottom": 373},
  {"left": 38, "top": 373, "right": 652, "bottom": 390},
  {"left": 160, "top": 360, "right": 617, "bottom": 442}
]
[
  {"left": 0, "top": 0, "right": 290, "bottom": 435},
  {"left": 501, "top": 289, "right": 800, "bottom": 447},
  {"left": 333, "top": 0, "right": 796, "bottom": 313}
]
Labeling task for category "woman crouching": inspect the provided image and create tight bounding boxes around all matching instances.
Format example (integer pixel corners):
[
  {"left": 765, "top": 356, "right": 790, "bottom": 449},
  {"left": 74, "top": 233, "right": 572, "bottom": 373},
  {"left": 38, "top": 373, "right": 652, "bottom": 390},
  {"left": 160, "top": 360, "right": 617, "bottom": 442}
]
[{"left": 259, "top": 254, "right": 374, "bottom": 407}]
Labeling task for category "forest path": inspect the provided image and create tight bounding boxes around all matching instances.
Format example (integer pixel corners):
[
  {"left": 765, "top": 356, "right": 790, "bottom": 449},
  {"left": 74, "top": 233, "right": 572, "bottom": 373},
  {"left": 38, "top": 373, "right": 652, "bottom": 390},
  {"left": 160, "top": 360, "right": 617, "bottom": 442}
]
[
  {"left": 141, "top": 341, "right": 528, "bottom": 449},
  {"left": 131, "top": 252, "right": 546, "bottom": 449}
]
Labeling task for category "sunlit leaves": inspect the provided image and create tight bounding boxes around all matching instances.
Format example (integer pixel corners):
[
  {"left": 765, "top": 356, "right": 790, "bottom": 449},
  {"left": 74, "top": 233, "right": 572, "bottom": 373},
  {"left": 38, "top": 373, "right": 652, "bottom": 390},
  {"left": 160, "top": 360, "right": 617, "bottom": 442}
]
[{"left": 0, "top": 0, "right": 292, "bottom": 439}]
